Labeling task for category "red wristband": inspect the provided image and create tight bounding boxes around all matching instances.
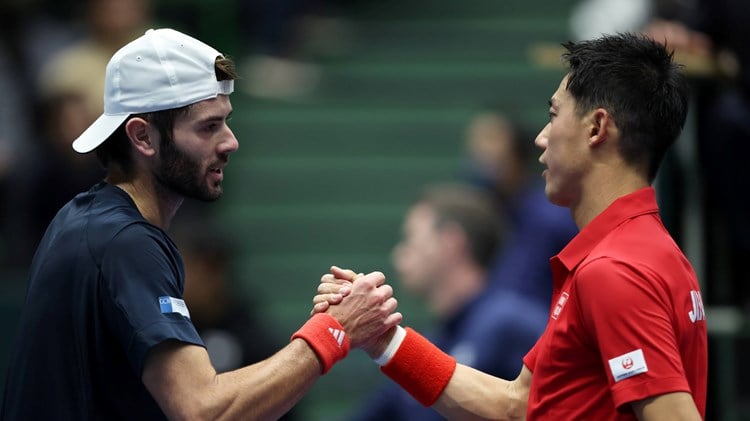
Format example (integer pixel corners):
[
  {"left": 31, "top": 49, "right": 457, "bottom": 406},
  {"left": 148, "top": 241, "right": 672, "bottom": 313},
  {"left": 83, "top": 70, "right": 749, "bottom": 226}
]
[
  {"left": 291, "top": 313, "right": 350, "bottom": 374},
  {"left": 380, "top": 327, "right": 457, "bottom": 406}
]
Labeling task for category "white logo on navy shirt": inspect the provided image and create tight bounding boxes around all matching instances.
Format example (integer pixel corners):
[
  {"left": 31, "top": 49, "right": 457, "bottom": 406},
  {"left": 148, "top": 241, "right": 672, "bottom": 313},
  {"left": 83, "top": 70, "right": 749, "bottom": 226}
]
[
  {"left": 688, "top": 290, "right": 705, "bottom": 323},
  {"left": 159, "top": 296, "right": 191, "bottom": 319}
]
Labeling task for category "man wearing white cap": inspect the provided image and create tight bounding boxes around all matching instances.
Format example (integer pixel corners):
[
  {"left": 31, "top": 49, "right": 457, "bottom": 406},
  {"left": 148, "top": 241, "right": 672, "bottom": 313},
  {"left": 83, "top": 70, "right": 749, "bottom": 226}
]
[{"left": 1, "top": 28, "right": 401, "bottom": 420}]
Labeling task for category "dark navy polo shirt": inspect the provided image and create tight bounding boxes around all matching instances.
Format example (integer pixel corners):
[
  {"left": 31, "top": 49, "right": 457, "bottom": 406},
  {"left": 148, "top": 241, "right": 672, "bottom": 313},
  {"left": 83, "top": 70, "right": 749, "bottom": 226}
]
[{"left": 2, "top": 182, "right": 204, "bottom": 420}]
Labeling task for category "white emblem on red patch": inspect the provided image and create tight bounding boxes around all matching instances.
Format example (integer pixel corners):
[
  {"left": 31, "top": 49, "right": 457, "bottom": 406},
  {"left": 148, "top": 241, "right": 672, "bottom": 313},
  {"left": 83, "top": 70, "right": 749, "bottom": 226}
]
[
  {"left": 551, "top": 292, "right": 569, "bottom": 320},
  {"left": 608, "top": 349, "right": 648, "bottom": 382}
]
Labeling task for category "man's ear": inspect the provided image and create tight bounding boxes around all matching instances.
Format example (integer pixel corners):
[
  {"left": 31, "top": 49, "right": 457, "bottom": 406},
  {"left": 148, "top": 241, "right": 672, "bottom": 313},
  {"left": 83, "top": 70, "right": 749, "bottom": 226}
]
[
  {"left": 588, "top": 108, "right": 615, "bottom": 147},
  {"left": 124, "top": 117, "right": 157, "bottom": 157}
]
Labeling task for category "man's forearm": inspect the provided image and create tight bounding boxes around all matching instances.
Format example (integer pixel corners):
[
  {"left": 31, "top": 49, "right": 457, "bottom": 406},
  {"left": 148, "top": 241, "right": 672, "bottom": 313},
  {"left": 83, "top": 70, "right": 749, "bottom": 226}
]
[
  {"left": 433, "top": 364, "right": 528, "bottom": 421},
  {"left": 143, "top": 332, "right": 326, "bottom": 420},
  {"left": 212, "top": 338, "right": 323, "bottom": 421},
  {"left": 372, "top": 327, "right": 530, "bottom": 421}
]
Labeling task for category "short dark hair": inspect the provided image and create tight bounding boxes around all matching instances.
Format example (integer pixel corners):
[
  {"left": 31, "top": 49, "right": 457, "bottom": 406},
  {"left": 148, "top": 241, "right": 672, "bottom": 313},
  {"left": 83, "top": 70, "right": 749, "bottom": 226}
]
[
  {"left": 94, "top": 105, "right": 190, "bottom": 174},
  {"left": 94, "top": 56, "right": 238, "bottom": 175},
  {"left": 418, "top": 184, "right": 503, "bottom": 268},
  {"left": 561, "top": 33, "right": 689, "bottom": 182}
]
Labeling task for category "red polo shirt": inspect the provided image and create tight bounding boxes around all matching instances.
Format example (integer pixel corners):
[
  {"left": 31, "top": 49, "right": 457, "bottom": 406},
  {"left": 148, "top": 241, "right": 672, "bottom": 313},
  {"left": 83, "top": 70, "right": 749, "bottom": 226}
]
[{"left": 523, "top": 187, "right": 707, "bottom": 419}]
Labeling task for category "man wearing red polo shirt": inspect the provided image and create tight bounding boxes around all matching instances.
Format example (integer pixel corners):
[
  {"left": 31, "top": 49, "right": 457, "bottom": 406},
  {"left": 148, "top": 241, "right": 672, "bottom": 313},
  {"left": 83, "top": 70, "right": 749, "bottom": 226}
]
[{"left": 315, "top": 32, "right": 707, "bottom": 420}]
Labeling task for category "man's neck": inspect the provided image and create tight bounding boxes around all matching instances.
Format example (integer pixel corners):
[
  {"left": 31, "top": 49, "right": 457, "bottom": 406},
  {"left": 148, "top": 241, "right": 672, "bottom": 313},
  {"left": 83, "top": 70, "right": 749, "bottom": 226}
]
[
  {"left": 108, "top": 176, "right": 184, "bottom": 230},
  {"left": 571, "top": 166, "right": 649, "bottom": 229}
]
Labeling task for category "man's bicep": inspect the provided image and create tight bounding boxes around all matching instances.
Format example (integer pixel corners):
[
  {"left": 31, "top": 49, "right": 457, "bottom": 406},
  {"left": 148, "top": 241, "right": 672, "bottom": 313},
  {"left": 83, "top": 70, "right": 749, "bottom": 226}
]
[
  {"left": 516, "top": 364, "right": 532, "bottom": 399},
  {"left": 631, "top": 392, "right": 701, "bottom": 421},
  {"left": 142, "top": 340, "right": 217, "bottom": 419}
]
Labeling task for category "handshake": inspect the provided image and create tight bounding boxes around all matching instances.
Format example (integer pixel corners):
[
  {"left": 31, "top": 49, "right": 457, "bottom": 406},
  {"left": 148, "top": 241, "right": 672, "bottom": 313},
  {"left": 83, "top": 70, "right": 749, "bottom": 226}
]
[
  {"left": 295, "top": 265, "right": 402, "bottom": 372},
  {"left": 293, "top": 266, "right": 456, "bottom": 409}
]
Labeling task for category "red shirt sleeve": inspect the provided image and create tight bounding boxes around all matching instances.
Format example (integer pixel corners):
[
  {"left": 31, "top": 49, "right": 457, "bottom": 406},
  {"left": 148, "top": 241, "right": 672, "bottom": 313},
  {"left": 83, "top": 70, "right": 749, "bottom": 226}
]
[
  {"left": 574, "top": 257, "right": 691, "bottom": 408},
  {"left": 523, "top": 333, "right": 540, "bottom": 373}
]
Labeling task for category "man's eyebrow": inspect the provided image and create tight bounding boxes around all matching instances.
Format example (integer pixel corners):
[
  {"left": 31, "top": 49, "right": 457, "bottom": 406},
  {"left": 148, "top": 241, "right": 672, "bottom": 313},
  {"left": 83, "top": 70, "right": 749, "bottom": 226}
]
[{"left": 201, "top": 110, "right": 233, "bottom": 122}]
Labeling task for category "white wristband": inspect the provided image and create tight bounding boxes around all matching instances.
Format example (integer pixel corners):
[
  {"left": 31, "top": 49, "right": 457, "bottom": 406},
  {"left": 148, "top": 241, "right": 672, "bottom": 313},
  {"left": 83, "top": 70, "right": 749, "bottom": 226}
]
[{"left": 373, "top": 325, "right": 407, "bottom": 366}]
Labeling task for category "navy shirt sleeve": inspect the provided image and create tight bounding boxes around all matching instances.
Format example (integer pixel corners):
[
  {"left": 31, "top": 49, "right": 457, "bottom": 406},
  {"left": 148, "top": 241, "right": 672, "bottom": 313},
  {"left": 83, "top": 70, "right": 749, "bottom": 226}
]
[{"left": 100, "top": 222, "right": 204, "bottom": 375}]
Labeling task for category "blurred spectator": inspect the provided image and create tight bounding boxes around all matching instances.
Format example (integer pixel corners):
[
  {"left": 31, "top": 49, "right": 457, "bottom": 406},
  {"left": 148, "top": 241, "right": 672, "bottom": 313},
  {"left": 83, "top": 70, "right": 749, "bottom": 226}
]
[
  {"left": 462, "top": 109, "right": 578, "bottom": 306},
  {"left": 37, "top": 0, "right": 153, "bottom": 120},
  {"left": 4, "top": 92, "right": 105, "bottom": 267},
  {"left": 0, "top": 0, "right": 79, "bottom": 86},
  {"left": 236, "top": 0, "right": 356, "bottom": 99},
  {"left": 171, "top": 205, "right": 300, "bottom": 420},
  {"left": 569, "top": 0, "right": 690, "bottom": 40},
  {"left": 0, "top": 50, "right": 22, "bottom": 263},
  {"left": 348, "top": 183, "right": 548, "bottom": 421},
  {"left": 238, "top": 0, "right": 321, "bottom": 98},
  {"left": 2, "top": 0, "right": 152, "bottom": 267},
  {"left": 0, "top": 14, "right": 29, "bottom": 170},
  {"left": 0, "top": 3, "right": 35, "bottom": 265},
  {"left": 569, "top": 0, "right": 653, "bottom": 41}
]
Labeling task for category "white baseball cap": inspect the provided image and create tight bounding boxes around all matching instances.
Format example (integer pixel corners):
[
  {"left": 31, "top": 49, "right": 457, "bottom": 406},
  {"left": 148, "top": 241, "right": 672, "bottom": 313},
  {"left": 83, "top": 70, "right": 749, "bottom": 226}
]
[{"left": 72, "top": 28, "right": 234, "bottom": 153}]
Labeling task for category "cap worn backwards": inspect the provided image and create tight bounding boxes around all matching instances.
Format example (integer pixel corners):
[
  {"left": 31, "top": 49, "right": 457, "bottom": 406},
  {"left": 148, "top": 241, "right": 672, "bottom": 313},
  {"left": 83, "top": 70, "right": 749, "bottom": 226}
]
[{"left": 72, "top": 28, "right": 234, "bottom": 154}]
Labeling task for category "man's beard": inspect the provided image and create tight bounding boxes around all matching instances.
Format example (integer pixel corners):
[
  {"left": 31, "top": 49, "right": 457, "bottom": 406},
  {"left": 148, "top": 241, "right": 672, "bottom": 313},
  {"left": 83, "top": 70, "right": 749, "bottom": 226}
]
[{"left": 154, "top": 136, "right": 223, "bottom": 202}]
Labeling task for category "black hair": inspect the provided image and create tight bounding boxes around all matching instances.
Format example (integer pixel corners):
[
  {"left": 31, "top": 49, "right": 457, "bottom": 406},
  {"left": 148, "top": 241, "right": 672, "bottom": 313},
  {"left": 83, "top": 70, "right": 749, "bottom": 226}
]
[
  {"left": 562, "top": 33, "right": 689, "bottom": 182},
  {"left": 94, "top": 106, "right": 188, "bottom": 176},
  {"left": 94, "top": 120, "right": 135, "bottom": 173}
]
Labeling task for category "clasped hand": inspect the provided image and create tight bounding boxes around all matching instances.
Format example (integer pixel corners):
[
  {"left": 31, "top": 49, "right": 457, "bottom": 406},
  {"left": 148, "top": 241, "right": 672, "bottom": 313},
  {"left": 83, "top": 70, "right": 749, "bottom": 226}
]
[{"left": 311, "top": 266, "right": 401, "bottom": 357}]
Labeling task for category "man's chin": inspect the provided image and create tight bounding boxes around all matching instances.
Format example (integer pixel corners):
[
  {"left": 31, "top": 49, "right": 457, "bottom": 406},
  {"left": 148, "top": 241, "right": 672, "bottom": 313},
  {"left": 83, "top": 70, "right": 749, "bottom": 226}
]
[
  {"left": 201, "top": 191, "right": 223, "bottom": 202},
  {"left": 189, "top": 186, "right": 223, "bottom": 202}
]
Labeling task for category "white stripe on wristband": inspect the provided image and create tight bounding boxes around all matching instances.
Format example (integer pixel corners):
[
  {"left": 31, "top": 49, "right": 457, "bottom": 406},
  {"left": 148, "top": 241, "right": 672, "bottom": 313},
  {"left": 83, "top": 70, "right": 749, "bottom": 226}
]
[{"left": 374, "top": 325, "right": 407, "bottom": 366}]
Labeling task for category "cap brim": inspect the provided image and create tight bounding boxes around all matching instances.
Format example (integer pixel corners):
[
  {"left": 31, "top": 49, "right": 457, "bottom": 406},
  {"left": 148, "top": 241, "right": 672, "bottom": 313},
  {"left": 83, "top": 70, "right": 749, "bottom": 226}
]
[{"left": 72, "top": 113, "right": 130, "bottom": 153}]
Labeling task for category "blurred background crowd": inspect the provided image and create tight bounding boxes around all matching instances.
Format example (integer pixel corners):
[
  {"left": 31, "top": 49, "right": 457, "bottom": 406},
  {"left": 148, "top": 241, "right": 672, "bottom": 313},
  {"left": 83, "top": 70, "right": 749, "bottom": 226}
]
[{"left": 0, "top": 0, "right": 748, "bottom": 419}]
